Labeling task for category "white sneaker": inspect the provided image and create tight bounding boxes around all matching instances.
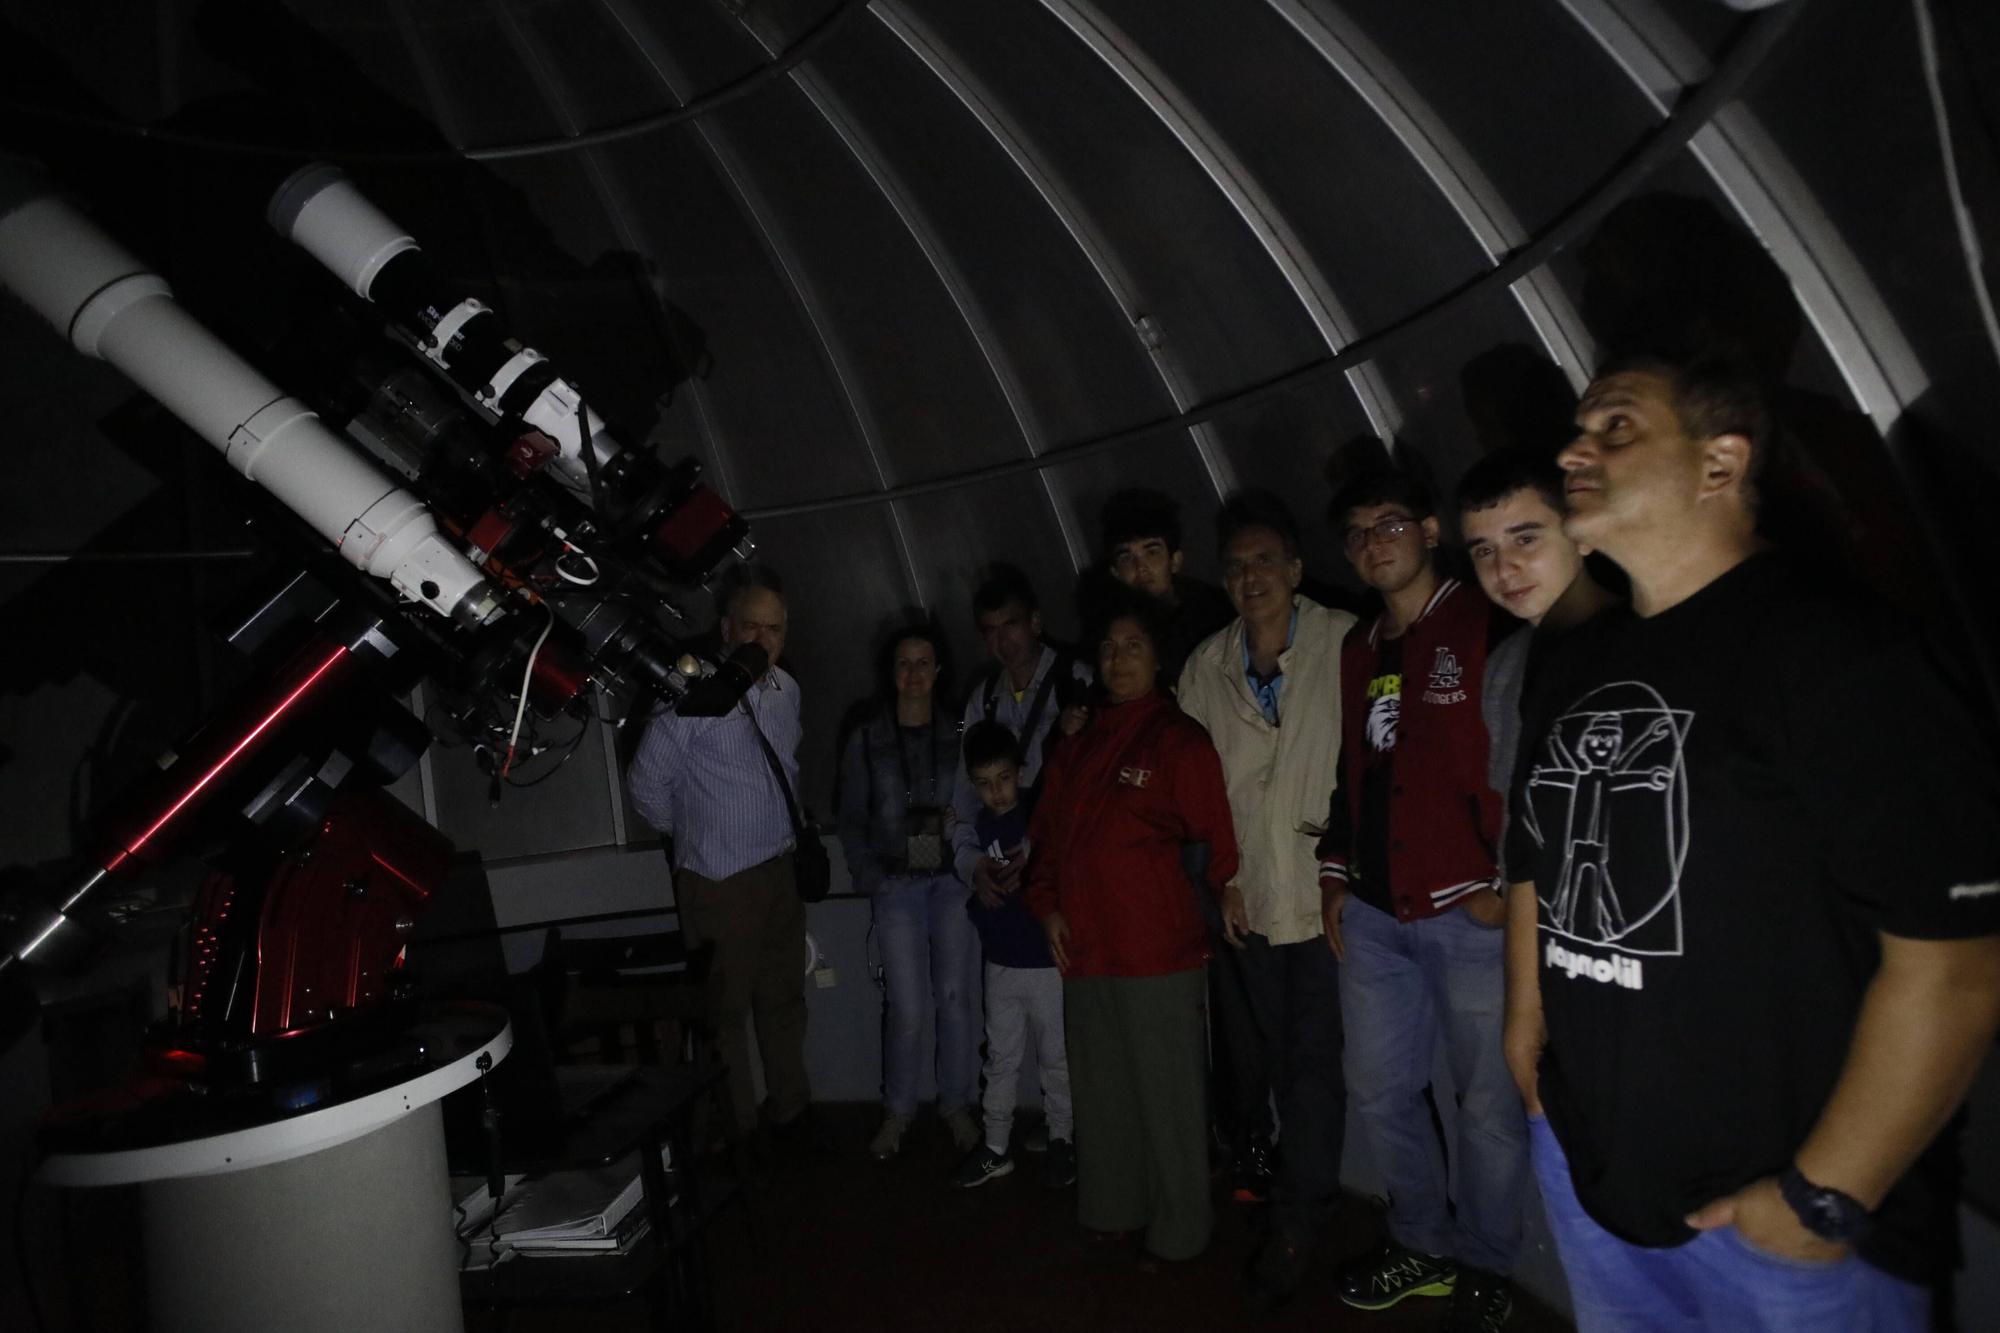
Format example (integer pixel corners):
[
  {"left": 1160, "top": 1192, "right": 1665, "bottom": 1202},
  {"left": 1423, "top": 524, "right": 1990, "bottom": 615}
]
[
  {"left": 869, "top": 1113, "right": 908, "bottom": 1161},
  {"left": 944, "top": 1107, "right": 981, "bottom": 1153}
]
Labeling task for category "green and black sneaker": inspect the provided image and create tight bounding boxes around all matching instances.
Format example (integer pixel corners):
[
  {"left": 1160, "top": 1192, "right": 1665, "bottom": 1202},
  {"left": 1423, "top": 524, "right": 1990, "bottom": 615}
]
[
  {"left": 1442, "top": 1267, "right": 1514, "bottom": 1331},
  {"left": 1336, "top": 1240, "right": 1458, "bottom": 1311}
]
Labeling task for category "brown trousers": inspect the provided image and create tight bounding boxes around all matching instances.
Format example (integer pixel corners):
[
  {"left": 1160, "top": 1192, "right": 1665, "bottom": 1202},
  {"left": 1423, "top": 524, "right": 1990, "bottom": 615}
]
[{"left": 675, "top": 854, "right": 811, "bottom": 1132}]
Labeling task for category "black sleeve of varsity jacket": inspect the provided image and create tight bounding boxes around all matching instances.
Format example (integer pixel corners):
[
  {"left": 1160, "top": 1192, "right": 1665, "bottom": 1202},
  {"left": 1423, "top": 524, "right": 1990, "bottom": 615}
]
[{"left": 1314, "top": 754, "right": 1353, "bottom": 884}]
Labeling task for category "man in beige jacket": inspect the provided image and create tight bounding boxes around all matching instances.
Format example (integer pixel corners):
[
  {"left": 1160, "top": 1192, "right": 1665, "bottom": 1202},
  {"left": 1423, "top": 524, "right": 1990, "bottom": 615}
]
[{"left": 1177, "top": 491, "right": 1357, "bottom": 1313}]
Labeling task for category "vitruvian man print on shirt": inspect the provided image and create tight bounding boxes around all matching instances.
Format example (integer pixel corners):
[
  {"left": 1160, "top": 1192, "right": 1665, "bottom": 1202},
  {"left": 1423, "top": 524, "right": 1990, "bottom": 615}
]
[{"left": 1520, "top": 680, "right": 1692, "bottom": 960}]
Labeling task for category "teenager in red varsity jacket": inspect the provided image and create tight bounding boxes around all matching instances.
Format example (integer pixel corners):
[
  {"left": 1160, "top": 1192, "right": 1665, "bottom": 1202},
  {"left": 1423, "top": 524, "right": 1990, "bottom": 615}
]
[
  {"left": 1317, "top": 577, "right": 1504, "bottom": 924},
  {"left": 1311, "top": 469, "right": 1527, "bottom": 1328}
]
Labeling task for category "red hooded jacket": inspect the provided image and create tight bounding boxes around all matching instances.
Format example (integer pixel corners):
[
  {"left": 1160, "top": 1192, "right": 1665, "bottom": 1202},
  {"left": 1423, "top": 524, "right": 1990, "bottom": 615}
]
[{"left": 1023, "top": 691, "right": 1238, "bottom": 977}]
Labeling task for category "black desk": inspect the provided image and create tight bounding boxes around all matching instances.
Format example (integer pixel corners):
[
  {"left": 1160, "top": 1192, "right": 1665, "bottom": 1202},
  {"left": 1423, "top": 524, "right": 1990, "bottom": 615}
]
[{"left": 458, "top": 1064, "right": 728, "bottom": 1331}]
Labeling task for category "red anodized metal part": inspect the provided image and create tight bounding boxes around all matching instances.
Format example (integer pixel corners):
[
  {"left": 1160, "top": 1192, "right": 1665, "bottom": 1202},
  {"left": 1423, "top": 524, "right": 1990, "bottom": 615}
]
[
  {"left": 464, "top": 508, "right": 520, "bottom": 563},
  {"left": 647, "top": 484, "right": 737, "bottom": 569},
  {"left": 180, "top": 869, "right": 242, "bottom": 1024},
  {"left": 527, "top": 637, "right": 589, "bottom": 713},
  {"left": 503, "top": 429, "right": 558, "bottom": 480},
  {"left": 248, "top": 788, "right": 453, "bottom": 1037}
]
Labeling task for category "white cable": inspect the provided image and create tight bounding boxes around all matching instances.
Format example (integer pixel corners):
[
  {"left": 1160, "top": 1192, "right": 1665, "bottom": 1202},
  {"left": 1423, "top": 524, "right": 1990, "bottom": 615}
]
[
  {"left": 554, "top": 551, "right": 601, "bottom": 585},
  {"left": 1914, "top": 0, "right": 2000, "bottom": 372},
  {"left": 503, "top": 604, "right": 557, "bottom": 776}
]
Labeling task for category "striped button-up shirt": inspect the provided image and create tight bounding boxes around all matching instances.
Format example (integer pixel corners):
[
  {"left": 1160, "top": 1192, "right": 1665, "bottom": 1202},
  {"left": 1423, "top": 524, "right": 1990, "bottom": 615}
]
[{"left": 627, "top": 666, "right": 802, "bottom": 882}]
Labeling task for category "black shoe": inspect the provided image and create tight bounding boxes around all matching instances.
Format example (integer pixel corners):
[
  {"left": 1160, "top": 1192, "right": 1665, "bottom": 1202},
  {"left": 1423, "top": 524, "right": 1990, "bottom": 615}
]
[
  {"left": 1441, "top": 1267, "right": 1513, "bottom": 1331},
  {"left": 1244, "top": 1232, "right": 1313, "bottom": 1316},
  {"left": 951, "top": 1145, "right": 1015, "bottom": 1189},
  {"left": 1231, "top": 1137, "right": 1277, "bottom": 1203},
  {"left": 1044, "top": 1138, "right": 1076, "bottom": 1189},
  {"left": 1336, "top": 1240, "right": 1457, "bottom": 1311}
]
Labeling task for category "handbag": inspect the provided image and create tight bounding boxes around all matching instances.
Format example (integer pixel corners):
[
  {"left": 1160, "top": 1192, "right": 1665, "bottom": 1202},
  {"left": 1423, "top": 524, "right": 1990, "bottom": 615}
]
[
  {"left": 745, "top": 701, "right": 832, "bottom": 903},
  {"left": 902, "top": 807, "right": 947, "bottom": 873}
]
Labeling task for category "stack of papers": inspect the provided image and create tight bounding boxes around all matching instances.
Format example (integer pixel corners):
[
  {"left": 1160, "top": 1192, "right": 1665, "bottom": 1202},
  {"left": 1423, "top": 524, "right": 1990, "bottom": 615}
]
[
  {"left": 455, "top": 1146, "right": 672, "bottom": 1263},
  {"left": 499, "top": 1165, "right": 643, "bottom": 1248}
]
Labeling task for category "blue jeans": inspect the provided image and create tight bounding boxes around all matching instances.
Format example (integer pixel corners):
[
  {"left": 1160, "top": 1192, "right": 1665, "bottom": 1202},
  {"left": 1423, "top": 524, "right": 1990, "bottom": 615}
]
[
  {"left": 1340, "top": 899, "right": 1527, "bottom": 1274},
  {"left": 1529, "top": 1115, "right": 1928, "bottom": 1332},
  {"left": 873, "top": 872, "right": 981, "bottom": 1119}
]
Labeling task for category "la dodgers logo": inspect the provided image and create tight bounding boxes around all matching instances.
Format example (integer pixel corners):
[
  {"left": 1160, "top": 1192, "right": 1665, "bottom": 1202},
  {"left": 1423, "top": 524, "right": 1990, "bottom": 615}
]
[{"left": 1422, "top": 647, "right": 1466, "bottom": 705}]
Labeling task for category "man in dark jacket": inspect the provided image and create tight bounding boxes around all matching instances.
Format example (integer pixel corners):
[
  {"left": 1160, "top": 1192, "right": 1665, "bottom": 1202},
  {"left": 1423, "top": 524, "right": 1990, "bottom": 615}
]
[{"left": 1316, "top": 468, "right": 1526, "bottom": 1331}]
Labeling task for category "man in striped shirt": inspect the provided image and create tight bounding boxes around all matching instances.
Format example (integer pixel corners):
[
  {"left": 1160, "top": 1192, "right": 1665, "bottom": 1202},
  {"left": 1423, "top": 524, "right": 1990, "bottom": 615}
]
[{"left": 628, "top": 565, "right": 811, "bottom": 1141}]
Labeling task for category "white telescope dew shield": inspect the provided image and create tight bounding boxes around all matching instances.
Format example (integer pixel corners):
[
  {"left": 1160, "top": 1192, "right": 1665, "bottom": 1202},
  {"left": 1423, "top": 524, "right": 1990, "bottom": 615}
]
[{"left": 0, "top": 161, "right": 500, "bottom": 628}]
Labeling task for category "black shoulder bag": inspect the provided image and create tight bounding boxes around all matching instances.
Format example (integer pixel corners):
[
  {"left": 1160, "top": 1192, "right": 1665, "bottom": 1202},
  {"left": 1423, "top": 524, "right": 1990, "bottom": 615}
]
[{"left": 745, "top": 701, "right": 831, "bottom": 903}]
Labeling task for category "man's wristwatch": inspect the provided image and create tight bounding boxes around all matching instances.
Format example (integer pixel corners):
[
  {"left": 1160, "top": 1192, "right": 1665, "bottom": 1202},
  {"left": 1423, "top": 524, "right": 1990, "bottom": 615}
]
[{"left": 1778, "top": 1165, "right": 1872, "bottom": 1244}]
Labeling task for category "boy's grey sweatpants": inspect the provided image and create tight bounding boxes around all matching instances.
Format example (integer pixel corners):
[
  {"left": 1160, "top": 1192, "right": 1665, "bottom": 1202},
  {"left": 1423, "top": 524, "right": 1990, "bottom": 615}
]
[{"left": 980, "top": 961, "right": 1071, "bottom": 1152}]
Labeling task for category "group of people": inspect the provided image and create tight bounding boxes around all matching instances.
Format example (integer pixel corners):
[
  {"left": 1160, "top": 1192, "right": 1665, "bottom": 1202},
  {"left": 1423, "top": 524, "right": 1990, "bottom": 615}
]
[{"left": 627, "top": 344, "right": 2000, "bottom": 1333}]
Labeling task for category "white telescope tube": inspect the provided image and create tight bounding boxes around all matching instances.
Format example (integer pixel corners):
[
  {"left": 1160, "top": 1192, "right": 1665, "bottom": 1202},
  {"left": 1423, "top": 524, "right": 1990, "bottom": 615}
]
[
  {"left": 270, "top": 164, "right": 621, "bottom": 491},
  {"left": 0, "top": 170, "right": 500, "bottom": 627}
]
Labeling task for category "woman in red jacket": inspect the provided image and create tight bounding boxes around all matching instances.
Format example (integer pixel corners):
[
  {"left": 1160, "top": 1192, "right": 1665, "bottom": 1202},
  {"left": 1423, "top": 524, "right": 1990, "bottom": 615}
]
[{"left": 1026, "top": 591, "right": 1244, "bottom": 1265}]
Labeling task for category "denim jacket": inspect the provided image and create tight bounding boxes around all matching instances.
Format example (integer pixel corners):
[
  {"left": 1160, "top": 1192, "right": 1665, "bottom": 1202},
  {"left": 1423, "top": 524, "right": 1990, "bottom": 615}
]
[{"left": 837, "top": 706, "right": 961, "bottom": 895}]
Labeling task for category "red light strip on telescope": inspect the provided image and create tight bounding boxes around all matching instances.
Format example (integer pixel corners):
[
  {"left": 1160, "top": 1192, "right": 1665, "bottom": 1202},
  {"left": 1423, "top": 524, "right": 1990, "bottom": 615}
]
[
  {"left": 113, "top": 644, "right": 351, "bottom": 866},
  {"left": 369, "top": 852, "right": 430, "bottom": 898}
]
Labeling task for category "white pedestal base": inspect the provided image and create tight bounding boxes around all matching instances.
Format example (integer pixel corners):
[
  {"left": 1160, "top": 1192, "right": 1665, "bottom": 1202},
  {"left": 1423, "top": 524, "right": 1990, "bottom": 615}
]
[
  {"left": 40, "top": 1010, "right": 509, "bottom": 1333},
  {"left": 141, "top": 1101, "right": 463, "bottom": 1333}
]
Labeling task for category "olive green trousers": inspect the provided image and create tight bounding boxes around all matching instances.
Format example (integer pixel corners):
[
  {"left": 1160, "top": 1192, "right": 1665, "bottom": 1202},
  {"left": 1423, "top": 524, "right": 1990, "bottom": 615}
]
[{"left": 1065, "top": 967, "right": 1212, "bottom": 1261}]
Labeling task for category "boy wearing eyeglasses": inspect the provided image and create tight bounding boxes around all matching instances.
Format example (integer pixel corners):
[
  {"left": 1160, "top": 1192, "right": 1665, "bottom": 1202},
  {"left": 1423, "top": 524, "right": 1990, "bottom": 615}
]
[{"left": 1315, "top": 467, "right": 1526, "bottom": 1332}]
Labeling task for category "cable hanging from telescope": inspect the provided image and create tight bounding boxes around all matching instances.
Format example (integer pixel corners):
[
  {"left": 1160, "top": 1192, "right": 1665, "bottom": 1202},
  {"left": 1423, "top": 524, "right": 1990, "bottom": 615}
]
[
  {"left": 500, "top": 603, "right": 558, "bottom": 782},
  {"left": 504, "top": 713, "right": 594, "bottom": 789}
]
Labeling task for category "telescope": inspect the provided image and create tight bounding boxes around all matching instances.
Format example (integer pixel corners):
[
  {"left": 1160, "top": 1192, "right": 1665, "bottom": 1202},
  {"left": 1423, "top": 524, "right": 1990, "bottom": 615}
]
[{"left": 0, "top": 160, "right": 756, "bottom": 1107}]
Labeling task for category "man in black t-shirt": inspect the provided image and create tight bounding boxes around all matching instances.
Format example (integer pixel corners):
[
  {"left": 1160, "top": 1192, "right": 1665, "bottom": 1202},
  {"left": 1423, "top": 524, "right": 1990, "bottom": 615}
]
[{"left": 1506, "top": 349, "right": 2000, "bottom": 1331}]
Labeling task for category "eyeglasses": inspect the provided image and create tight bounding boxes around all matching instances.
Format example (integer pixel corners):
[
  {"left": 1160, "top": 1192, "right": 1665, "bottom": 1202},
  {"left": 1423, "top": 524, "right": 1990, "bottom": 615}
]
[{"left": 1342, "top": 516, "right": 1416, "bottom": 554}]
